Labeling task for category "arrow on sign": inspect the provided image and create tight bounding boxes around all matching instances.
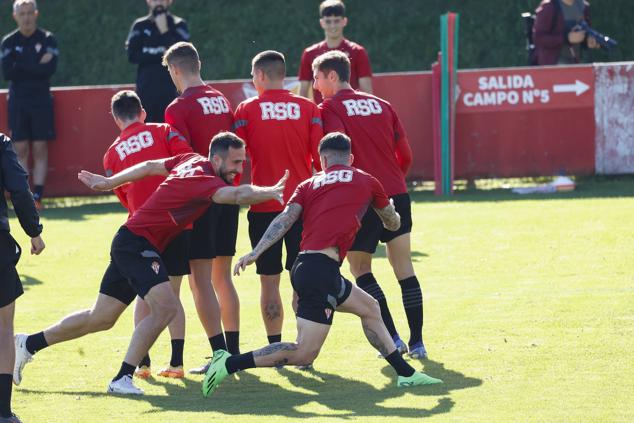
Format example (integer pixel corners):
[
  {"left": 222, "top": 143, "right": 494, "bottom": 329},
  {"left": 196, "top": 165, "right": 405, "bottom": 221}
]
[{"left": 553, "top": 80, "right": 590, "bottom": 96}]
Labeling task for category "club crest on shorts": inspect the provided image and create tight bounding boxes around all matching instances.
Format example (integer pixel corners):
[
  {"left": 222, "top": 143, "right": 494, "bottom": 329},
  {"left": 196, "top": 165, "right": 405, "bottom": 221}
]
[
  {"left": 324, "top": 308, "right": 332, "bottom": 320},
  {"left": 151, "top": 261, "right": 160, "bottom": 274}
]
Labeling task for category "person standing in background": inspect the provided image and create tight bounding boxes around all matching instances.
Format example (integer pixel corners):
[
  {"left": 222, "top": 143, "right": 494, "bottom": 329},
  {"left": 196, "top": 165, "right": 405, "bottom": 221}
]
[
  {"left": 298, "top": 0, "right": 372, "bottom": 104},
  {"left": 1, "top": 0, "right": 58, "bottom": 210},
  {"left": 126, "top": 0, "right": 189, "bottom": 122},
  {"left": 533, "top": 0, "right": 598, "bottom": 65}
]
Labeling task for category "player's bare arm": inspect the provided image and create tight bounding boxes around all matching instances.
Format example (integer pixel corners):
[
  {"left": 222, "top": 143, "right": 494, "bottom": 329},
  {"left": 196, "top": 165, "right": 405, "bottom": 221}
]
[
  {"left": 358, "top": 76, "right": 373, "bottom": 94},
  {"left": 299, "top": 81, "right": 312, "bottom": 99},
  {"left": 78, "top": 159, "right": 169, "bottom": 191},
  {"left": 212, "top": 170, "right": 289, "bottom": 206},
  {"left": 374, "top": 199, "right": 401, "bottom": 232},
  {"left": 233, "top": 203, "right": 303, "bottom": 276}
]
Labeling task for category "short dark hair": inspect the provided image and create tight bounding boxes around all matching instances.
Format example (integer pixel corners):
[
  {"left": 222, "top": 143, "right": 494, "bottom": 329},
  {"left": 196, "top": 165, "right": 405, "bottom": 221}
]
[
  {"left": 252, "top": 50, "right": 286, "bottom": 80},
  {"left": 209, "top": 132, "right": 245, "bottom": 160},
  {"left": 162, "top": 42, "right": 200, "bottom": 74},
  {"left": 111, "top": 90, "right": 142, "bottom": 121},
  {"left": 312, "top": 50, "right": 350, "bottom": 83},
  {"left": 319, "top": 0, "right": 345, "bottom": 17},
  {"left": 318, "top": 132, "right": 351, "bottom": 155}
]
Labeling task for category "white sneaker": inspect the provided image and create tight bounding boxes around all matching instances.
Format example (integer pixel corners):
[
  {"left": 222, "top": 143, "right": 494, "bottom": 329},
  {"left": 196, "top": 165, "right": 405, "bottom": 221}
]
[
  {"left": 13, "top": 334, "right": 33, "bottom": 385},
  {"left": 107, "top": 375, "right": 144, "bottom": 395}
]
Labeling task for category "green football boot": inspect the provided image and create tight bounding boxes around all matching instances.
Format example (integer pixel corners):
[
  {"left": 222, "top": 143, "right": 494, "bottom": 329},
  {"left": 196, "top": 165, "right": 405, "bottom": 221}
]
[
  {"left": 202, "top": 349, "right": 231, "bottom": 397},
  {"left": 397, "top": 371, "right": 443, "bottom": 387}
]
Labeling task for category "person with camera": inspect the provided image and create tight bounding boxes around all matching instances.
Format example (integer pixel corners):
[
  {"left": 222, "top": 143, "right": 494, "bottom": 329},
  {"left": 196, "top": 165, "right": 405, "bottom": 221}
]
[
  {"left": 126, "top": 0, "right": 190, "bottom": 123},
  {"left": 533, "top": 0, "right": 599, "bottom": 65}
]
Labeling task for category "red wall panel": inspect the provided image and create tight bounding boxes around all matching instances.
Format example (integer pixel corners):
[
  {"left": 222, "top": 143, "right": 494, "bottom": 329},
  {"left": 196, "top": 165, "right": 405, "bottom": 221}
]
[{"left": 0, "top": 65, "right": 600, "bottom": 197}]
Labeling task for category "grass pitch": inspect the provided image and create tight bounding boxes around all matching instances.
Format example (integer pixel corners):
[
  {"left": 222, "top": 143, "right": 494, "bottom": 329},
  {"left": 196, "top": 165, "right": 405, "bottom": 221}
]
[{"left": 8, "top": 177, "right": 634, "bottom": 422}]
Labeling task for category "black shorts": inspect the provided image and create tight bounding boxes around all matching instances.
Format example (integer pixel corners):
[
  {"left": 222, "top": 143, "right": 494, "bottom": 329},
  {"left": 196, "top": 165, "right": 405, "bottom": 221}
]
[
  {"left": 290, "top": 253, "right": 353, "bottom": 326},
  {"left": 8, "top": 96, "right": 56, "bottom": 141},
  {"left": 350, "top": 193, "right": 413, "bottom": 254},
  {"left": 248, "top": 211, "right": 302, "bottom": 275},
  {"left": 190, "top": 204, "right": 240, "bottom": 260},
  {"left": 99, "top": 227, "right": 170, "bottom": 305},
  {"left": 0, "top": 231, "right": 23, "bottom": 308},
  {"left": 162, "top": 230, "right": 191, "bottom": 276}
]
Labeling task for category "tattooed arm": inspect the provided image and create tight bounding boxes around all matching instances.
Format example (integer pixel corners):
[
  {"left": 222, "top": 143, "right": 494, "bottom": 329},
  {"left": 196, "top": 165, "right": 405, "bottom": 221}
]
[
  {"left": 233, "top": 203, "right": 303, "bottom": 275},
  {"left": 374, "top": 198, "right": 401, "bottom": 232}
]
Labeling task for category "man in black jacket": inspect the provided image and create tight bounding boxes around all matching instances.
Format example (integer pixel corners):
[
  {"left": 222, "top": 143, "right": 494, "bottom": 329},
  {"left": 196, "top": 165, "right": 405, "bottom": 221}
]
[
  {"left": 126, "top": 0, "right": 190, "bottom": 123},
  {"left": 0, "top": 133, "right": 44, "bottom": 423},
  {"left": 1, "top": 0, "right": 59, "bottom": 210}
]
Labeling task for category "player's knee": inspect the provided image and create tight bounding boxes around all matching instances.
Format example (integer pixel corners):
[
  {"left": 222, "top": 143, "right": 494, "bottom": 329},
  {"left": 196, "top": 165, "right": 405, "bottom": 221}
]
[
  {"left": 155, "top": 301, "right": 178, "bottom": 324},
  {"left": 295, "top": 347, "right": 320, "bottom": 366},
  {"left": 89, "top": 313, "right": 118, "bottom": 332},
  {"left": 366, "top": 297, "right": 381, "bottom": 317}
]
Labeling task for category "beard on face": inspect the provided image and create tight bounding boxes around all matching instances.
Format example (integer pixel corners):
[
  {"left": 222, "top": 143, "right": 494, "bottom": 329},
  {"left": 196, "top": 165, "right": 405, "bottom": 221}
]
[{"left": 218, "top": 165, "right": 236, "bottom": 184}]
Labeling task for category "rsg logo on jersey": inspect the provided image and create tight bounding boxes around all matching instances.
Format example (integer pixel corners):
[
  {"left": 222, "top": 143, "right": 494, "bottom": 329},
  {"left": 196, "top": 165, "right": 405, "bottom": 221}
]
[
  {"left": 197, "top": 96, "right": 230, "bottom": 115},
  {"left": 115, "top": 131, "right": 154, "bottom": 160},
  {"left": 260, "top": 102, "right": 301, "bottom": 121},
  {"left": 312, "top": 169, "right": 353, "bottom": 189},
  {"left": 342, "top": 99, "right": 383, "bottom": 117},
  {"left": 174, "top": 163, "right": 204, "bottom": 178}
]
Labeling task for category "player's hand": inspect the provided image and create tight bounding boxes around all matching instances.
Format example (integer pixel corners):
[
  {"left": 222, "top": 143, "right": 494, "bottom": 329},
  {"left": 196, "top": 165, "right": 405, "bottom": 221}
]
[
  {"left": 233, "top": 252, "right": 258, "bottom": 276},
  {"left": 587, "top": 36, "right": 599, "bottom": 49},
  {"left": 272, "top": 170, "right": 289, "bottom": 205},
  {"left": 30, "top": 235, "right": 45, "bottom": 255},
  {"left": 568, "top": 28, "right": 586, "bottom": 44},
  {"left": 40, "top": 52, "right": 53, "bottom": 64},
  {"left": 78, "top": 170, "right": 112, "bottom": 191}
]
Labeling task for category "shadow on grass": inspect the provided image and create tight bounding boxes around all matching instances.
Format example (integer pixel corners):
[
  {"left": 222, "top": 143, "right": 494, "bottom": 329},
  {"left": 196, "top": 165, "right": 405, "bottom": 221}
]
[
  {"left": 18, "top": 360, "right": 480, "bottom": 419},
  {"left": 374, "top": 243, "right": 428, "bottom": 261},
  {"left": 36, "top": 201, "right": 125, "bottom": 221},
  {"left": 410, "top": 175, "right": 634, "bottom": 203},
  {"left": 19, "top": 274, "right": 43, "bottom": 291}
]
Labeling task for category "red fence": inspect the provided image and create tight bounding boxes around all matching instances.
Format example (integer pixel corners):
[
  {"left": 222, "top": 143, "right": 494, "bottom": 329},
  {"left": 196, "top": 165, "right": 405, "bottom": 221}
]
[{"left": 1, "top": 63, "right": 628, "bottom": 197}]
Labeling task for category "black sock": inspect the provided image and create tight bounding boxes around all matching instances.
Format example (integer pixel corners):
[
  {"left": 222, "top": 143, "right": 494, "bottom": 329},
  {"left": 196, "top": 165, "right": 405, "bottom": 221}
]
[
  {"left": 33, "top": 185, "right": 44, "bottom": 201},
  {"left": 170, "top": 339, "right": 185, "bottom": 367},
  {"left": 139, "top": 354, "right": 151, "bottom": 368},
  {"left": 225, "top": 352, "right": 255, "bottom": 374},
  {"left": 384, "top": 350, "right": 415, "bottom": 377},
  {"left": 356, "top": 273, "right": 398, "bottom": 338},
  {"left": 112, "top": 362, "right": 136, "bottom": 382},
  {"left": 0, "top": 374, "right": 12, "bottom": 418},
  {"left": 25, "top": 332, "right": 48, "bottom": 355},
  {"left": 209, "top": 334, "right": 227, "bottom": 352},
  {"left": 225, "top": 331, "right": 240, "bottom": 355},
  {"left": 399, "top": 276, "right": 423, "bottom": 346},
  {"left": 267, "top": 334, "right": 281, "bottom": 344}
]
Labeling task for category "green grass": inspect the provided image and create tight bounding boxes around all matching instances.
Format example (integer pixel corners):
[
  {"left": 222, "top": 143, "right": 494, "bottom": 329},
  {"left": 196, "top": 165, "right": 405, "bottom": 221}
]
[{"left": 7, "top": 177, "right": 634, "bottom": 422}]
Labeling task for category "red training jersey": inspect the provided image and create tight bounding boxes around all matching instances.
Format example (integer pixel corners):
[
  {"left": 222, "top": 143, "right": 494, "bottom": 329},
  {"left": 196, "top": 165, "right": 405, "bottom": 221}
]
[
  {"left": 234, "top": 89, "right": 323, "bottom": 213},
  {"left": 164, "top": 85, "right": 234, "bottom": 156},
  {"left": 299, "top": 38, "right": 372, "bottom": 104},
  {"left": 288, "top": 164, "right": 390, "bottom": 261},
  {"left": 125, "top": 153, "right": 227, "bottom": 252},
  {"left": 103, "top": 122, "right": 193, "bottom": 216},
  {"left": 319, "top": 89, "right": 412, "bottom": 196}
]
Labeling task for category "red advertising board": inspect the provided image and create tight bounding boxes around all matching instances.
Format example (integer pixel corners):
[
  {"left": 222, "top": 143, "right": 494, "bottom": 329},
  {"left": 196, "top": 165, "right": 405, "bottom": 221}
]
[
  {"left": 458, "top": 65, "right": 594, "bottom": 112},
  {"left": 454, "top": 65, "right": 596, "bottom": 178}
]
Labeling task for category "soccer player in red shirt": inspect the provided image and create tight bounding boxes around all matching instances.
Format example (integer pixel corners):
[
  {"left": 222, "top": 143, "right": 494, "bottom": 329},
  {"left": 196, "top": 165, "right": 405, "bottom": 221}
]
[
  {"left": 298, "top": 0, "right": 372, "bottom": 104},
  {"left": 103, "top": 90, "right": 192, "bottom": 379},
  {"left": 312, "top": 50, "right": 428, "bottom": 360},
  {"left": 163, "top": 42, "right": 241, "bottom": 371},
  {"left": 202, "top": 133, "right": 441, "bottom": 397},
  {"left": 13, "top": 133, "right": 288, "bottom": 396},
  {"left": 234, "top": 50, "right": 322, "bottom": 347}
]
